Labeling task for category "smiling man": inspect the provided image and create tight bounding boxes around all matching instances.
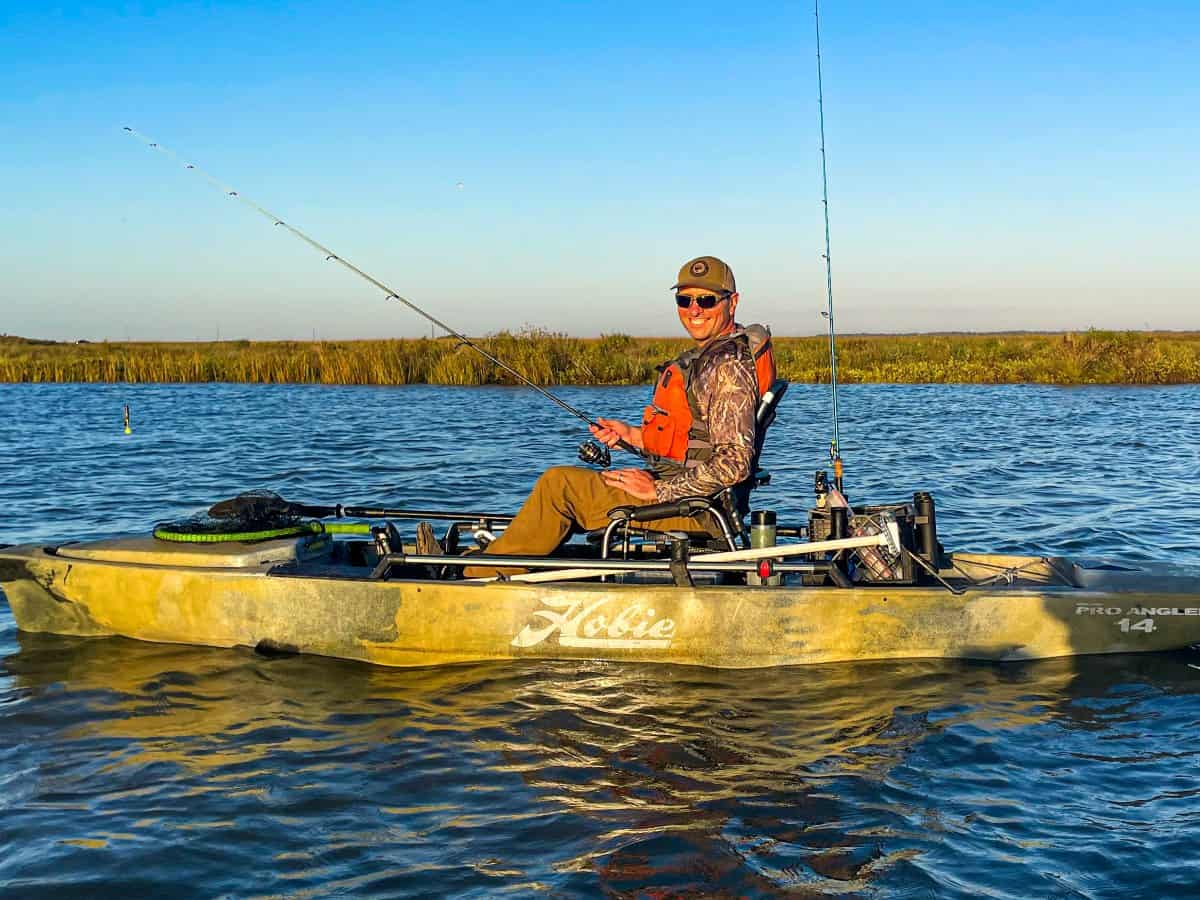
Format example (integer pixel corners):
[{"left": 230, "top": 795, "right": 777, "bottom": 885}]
[{"left": 462, "top": 255, "right": 774, "bottom": 577}]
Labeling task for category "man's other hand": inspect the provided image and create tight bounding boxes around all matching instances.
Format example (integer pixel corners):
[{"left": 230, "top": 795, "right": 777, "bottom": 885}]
[{"left": 600, "top": 468, "right": 657, "bottom": 501}]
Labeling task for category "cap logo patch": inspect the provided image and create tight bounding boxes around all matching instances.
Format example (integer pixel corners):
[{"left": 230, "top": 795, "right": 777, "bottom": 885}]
[{"left": 690, "top": 260, "right": 710, "bottom": 277}]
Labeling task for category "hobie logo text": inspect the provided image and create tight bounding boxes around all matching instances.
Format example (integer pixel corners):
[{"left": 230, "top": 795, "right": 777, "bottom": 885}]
[{"left": 512, "top": 596, "right": 676, "bottom": 650}]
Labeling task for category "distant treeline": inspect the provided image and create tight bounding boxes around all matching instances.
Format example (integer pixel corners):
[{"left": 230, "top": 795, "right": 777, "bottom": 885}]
[{"left": 2, "top": 330, "right": 1199, "bottom": 385}]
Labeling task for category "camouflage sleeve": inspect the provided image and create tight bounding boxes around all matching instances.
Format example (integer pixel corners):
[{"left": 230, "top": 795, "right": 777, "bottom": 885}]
[{"left": 654, "top": 351, "right": 756, "bottom": 503}]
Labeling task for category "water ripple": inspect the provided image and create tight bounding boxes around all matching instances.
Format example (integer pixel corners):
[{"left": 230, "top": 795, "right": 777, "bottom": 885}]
[{"left": 1, "top": 383, "right": 1200, "bottom": 895}]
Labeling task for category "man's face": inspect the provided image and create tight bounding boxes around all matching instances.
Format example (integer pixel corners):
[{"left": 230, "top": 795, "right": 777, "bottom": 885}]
[{"left": 676, "top": 287, "right": 739, "bottom": 345}]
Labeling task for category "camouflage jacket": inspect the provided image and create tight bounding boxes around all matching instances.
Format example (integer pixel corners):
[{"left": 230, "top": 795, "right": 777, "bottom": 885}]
[{"left": 652, "top": 337, "right": 757, "bottom": 503}]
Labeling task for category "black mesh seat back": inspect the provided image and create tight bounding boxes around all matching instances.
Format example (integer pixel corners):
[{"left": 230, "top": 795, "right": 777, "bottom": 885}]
[
  {"left": 754, "top": 379, "right": 789, "bottom": 459},
  {"left": 728, "top": 379, "right": 789, "bottom": 521}
]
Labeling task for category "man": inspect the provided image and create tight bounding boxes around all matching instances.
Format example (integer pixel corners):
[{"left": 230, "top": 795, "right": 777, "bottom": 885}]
[{"left": 462, "top": 255, "right": 773, "bottom": 577}]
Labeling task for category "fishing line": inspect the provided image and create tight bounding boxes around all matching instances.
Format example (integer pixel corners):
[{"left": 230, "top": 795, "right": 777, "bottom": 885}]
[
  {"left": 122, "top": 126, "right": 642, "bottom": 462},
  {"left": 814, "top": 0, "right": 844, "bottom": 490}
]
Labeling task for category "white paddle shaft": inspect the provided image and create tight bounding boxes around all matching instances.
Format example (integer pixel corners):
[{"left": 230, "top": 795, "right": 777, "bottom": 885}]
[{"left": 473, "top": 533, "right": 887, "bottom": 585}]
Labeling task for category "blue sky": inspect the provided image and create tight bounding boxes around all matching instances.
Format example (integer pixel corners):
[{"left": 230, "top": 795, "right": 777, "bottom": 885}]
[{"left": 2, "top": 1, "right": 1197, "bottom": 340}]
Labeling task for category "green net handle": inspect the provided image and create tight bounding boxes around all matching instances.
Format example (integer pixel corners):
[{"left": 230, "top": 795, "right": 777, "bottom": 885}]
[{"left": 153, "top": 521, "right": 373, "bottom": 543}]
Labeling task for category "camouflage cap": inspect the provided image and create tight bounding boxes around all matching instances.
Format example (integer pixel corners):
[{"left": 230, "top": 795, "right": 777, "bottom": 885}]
[{"left": 671, "top": 256, "right": 736, "bottom": 294}]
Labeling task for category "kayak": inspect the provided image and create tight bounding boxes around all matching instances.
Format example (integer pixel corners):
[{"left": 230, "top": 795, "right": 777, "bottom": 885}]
[{"left": 3, "top": 528, "right": 1199, "bottom": 668}]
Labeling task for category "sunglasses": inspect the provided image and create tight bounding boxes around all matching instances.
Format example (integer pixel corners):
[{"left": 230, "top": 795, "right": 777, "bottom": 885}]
[{"left": 674, "top": 292, "right": 730, "bottom": 310}]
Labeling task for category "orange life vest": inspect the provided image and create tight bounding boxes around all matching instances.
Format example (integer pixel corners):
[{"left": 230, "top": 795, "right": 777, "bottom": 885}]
[{"left": 641, "top": 324, "right": 775, "bottom": 464}]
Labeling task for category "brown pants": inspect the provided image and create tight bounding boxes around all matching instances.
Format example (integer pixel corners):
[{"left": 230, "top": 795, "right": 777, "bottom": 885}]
[{"left": 462, "top": 465, "right": 712, "bottom": 577}]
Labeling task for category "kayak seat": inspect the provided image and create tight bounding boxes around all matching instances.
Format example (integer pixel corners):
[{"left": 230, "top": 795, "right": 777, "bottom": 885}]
[{"left": 599, "top": 379, "right": 789, "bottom": 554}]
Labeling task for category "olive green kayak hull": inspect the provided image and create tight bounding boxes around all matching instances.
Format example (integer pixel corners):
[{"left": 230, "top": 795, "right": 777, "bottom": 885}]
[{"left": 3, "top": 537, "right": 1199, "bottom": 668}]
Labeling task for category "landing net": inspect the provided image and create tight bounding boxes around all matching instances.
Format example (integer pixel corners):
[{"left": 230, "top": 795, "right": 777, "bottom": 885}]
[{"left": 153, "top": 490, "right": 371, "bottom": 543}]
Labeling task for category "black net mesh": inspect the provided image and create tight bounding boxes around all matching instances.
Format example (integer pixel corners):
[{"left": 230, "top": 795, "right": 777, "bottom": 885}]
[
  {"left": 206, "top": 490, "right": 298, "bottom": 527},
  {"left": 155, "top": 490, "right": 304, "bottom": 538}
]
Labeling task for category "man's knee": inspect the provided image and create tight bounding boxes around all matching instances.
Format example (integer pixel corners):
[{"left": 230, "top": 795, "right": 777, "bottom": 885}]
[{"left": 525, "top": 465, "right": 609, "bottom": 525}]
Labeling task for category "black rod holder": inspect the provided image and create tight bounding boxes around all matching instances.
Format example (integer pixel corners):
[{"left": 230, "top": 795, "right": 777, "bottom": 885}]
[{"left": 913, "top": 491, "right": 940, "bottom": 566}]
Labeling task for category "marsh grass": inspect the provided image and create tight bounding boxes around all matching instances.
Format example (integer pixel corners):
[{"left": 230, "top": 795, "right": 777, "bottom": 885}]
[{"left": 2, "top": 330, "right": 1198, "bottom": 385}]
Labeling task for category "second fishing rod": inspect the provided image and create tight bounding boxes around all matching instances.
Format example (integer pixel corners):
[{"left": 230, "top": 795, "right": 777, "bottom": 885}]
[{"left": 122, "top": 126, "right": 641, "bottom": 469}]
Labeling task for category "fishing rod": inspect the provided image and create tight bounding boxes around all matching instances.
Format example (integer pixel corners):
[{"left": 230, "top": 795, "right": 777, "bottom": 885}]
[
  {"left": 122, "top": 126, "right": 641, "bottom": 466},
  {"left": 814, "top": 0, "right": 844, "bottom": 492}
]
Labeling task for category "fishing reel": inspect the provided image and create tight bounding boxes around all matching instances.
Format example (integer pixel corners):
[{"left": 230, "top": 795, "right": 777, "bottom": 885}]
[{"left": 578, "top": 440, "right": 611, "bottom": 468}]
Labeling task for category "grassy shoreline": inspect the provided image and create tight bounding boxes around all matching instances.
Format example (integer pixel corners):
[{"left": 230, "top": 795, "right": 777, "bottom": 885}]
[{"left": 2, "top": 330, "right": 1199, "bottom": 385}]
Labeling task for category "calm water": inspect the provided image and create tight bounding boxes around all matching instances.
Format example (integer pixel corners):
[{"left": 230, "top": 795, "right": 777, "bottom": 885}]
[{"left": 1, "top": 382, "right": 1199, "bottom": 897}]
